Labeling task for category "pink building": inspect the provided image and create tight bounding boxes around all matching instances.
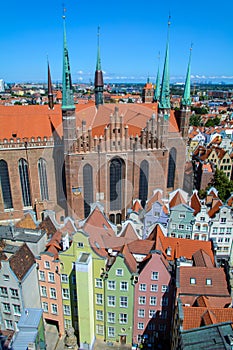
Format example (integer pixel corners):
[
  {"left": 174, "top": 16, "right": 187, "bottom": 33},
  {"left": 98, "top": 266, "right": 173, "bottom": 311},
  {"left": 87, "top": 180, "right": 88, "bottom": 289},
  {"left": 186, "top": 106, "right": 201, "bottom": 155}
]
[
  {"left": 36, "top": 231, "right": 65, "bottom": 335},
  {"left": 133, "top": 251, "right": 174, "bottom": 349}
]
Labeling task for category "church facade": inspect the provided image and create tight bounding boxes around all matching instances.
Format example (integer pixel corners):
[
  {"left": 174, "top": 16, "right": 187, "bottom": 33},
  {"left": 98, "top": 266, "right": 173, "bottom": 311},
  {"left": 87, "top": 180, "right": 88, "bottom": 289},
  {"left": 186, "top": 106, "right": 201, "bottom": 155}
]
[{"left": 0, "top": 19, "right": 192, "bottom": 224}]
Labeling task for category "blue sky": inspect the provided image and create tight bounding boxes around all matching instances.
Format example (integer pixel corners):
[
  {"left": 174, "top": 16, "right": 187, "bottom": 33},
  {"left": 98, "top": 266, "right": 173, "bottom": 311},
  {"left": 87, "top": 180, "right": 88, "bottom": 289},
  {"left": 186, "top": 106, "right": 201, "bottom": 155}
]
[{"left": 1, "top": 0, "right": 233, "bottom": 84}]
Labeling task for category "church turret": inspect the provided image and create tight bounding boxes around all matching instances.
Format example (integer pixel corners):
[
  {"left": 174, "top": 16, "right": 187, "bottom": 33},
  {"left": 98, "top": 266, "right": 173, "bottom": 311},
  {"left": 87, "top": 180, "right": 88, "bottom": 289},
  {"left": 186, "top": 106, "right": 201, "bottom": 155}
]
[
  {"left": 94, "top": 27, "right": 104, "bottom": 108},
  {"left": 179, "top": 46, "right": 192, "bottom": 139},
  {"left": 158, "top": 17, "right": 171, "bottom": 148},
  {"left": 62, "top": 14, "right": 76, "bottom": 155},
  {"left": 142, "top": 76, "right": 154, "bottom": 103},
  {"left": 47, "top": 60, "right": 54, "bottom": 110}
]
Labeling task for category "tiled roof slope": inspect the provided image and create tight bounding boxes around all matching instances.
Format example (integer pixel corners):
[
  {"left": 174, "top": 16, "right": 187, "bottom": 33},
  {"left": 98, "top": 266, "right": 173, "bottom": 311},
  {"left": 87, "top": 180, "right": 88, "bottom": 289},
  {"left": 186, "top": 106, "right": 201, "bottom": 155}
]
[
  {"left": 178, "top": 267, "right": 229, "bottom": 296},
  {"left": 15, "top": 213, "right": 37, "bottom": 230},
  {"left": 190, "top": 191, "right": 201, "bottom": 215},
  {"left": 155, "top": 229, "right": 215, "bottom": 264},
  {"left": 83, "top": 206, "right": 115, "bottom": 237},
  {"left": 182, "top": 306, "right": 233, "bottom": 330},
  {"left": 0, "top": 102, "right": 179, "bottom": 141},
  {"left": 9, "top": 243, "right": 35, "bottom": 281},
  {"left": 192, "top": 249, "right": 214, "bottom": 267}
]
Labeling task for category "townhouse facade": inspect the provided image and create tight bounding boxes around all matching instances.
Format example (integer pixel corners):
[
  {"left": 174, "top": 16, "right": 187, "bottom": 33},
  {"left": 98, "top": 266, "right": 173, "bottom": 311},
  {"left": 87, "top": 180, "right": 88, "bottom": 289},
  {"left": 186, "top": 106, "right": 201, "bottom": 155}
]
[
  {"left": 0, "top": 243, "right": 40, "bottom": 332},
  {"left": 168, "top": 204, "right": 194, "bottom": 239}
]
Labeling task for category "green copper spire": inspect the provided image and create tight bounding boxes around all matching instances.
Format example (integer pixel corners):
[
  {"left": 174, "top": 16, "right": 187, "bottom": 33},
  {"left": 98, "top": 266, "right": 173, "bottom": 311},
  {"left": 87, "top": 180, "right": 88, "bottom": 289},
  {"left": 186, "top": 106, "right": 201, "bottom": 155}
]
[
  {"left": 182, "top": 45, "right": 192, "bottom": 106},
  {"left": 159, "top": 17, "right": 171, "bottom": 109},
  {"left": 96, "top": 26, "right": 101, "bottom": 71},
  {"left": 154, "top": 52, "right": 160, "bottom": 102},
  {"left": 62, "top": 14, "right": 75, "bottom": 110},
  {"left": 94, "top": 26, "right": 104, "bottom": 107}
]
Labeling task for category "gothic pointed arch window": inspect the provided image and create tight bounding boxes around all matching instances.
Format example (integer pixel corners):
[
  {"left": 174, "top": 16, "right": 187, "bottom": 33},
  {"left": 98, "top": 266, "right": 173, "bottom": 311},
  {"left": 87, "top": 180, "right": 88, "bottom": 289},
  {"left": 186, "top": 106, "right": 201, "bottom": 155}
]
[
  {"left": 83, "top": 164, "right": 93, "bottom": 218},
  {"left": 167, "top": 147, "right": 177, "bottom": 188},
  {"left": 38, "top": 158, "right": 49, "bottom": 201},
  {"left": 139, "top": 160, "right": 149, "bottom": 208},
  {"left": 110, "top": 157, "right": 124, "bottom": 211},
  {"left": 0, "top": 160, "right": 13, "bottom": 209},
  {"left": 18, "top": 158, "right": 31, "bottom": 207}
]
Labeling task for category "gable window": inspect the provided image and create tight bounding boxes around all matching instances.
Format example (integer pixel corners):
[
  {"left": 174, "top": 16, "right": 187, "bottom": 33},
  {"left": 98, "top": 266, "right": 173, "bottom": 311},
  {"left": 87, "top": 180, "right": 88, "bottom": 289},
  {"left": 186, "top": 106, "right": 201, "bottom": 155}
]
[
  {"left": 151, "top": 284, "right": 158, "bottom": 292},
  {"left": 151, "top": 272, "right": 159, "bottom": 280},
  {"left": 206, "top": 278, "right": 212, "bottom": 285},
  {"left": 116, "top": 269, "right": 123, "bottom": 276},
  {"left": 190, "top": 278, "right": 196, "bottom": 285},
  {"left": 39, "top": 271, "right": 45, "bottom": 281}
]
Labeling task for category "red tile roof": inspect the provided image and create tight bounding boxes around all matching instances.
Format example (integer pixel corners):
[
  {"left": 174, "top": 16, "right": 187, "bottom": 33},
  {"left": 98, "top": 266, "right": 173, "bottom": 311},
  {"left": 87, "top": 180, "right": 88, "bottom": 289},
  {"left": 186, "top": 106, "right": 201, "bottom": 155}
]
[
  {"left": 169, "top": 190, "right": 187, "bottom": 208},
  {"left": 119, "top": 223, "right": 139, "bottom": 242},
  {"left": 179, "top": 266, "right": 229, "bottom": 297},
  {"left": 155, "top": 229, "right": 215, "bottom": 263},
  {"left": 182, "top": 306, "right": 233, "bottom": 330},
  {"left": 190, "top": 191, "right": 201, "bottom": 215}
]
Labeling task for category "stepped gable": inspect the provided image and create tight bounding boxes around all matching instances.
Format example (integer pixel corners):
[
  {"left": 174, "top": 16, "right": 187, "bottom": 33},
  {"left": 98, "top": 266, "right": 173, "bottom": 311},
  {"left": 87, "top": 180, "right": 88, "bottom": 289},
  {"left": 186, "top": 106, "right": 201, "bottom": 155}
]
[
  {"left": 15, "top": 213, "right": 37, "bottom": 230},
  {"left": 75, "top": 103, "right": 179, "bottom": 139},
  {"left": 83, "top": 206, "right": 115, "bottom": 237},
  {"left": 9, "top": 243, "right": 35, "bottom": 281},
  {"left": 118, "top": 222, "right": 139, "bottom": 242},
  {"left": 155, "top": 228, "right": 214, "bottom": 263},
  {"left": 190, "top": 190, "right": 201, "bottom": 215},
  {"left": 38, "top": 216, "right": 57, "bottom": 237},
  {"left": 192, "top": 249, "right": 214, "bottom": 267},
  {"left": 179, "top": 266, "right": 229, "bottom": 296}
]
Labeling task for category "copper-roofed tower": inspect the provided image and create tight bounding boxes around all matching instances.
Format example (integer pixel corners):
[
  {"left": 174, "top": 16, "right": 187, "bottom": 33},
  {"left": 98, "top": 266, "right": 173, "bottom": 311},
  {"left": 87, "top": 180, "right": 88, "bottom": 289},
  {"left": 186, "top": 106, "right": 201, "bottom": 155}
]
[
  {"left": 157, "top": 17, "right": 171, "bottom": 148},
  {"left": 94, "top": 26, "right": 104, "bottom": 108},
  {"left": 179, "top": 45, "right": 192, "bottom": 140},
  {"left": 47, "top": 60, "right": 54, "bottom": 110},
  {"left": 61, "top": 13, "right": 76, "bottom": 155}
]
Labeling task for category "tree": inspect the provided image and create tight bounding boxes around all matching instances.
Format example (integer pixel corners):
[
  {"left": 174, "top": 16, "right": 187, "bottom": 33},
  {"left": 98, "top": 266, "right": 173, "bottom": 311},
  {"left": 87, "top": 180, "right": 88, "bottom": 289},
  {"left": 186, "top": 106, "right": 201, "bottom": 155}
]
[
  {"left": 205, "top": 117, "right": 221, "bottom": 127},
  {"left": 189, "top": 114, "right": 202, "bottom": 126},
  {"left": 207, "top": 169, "right": 233, "bottom": 201}
]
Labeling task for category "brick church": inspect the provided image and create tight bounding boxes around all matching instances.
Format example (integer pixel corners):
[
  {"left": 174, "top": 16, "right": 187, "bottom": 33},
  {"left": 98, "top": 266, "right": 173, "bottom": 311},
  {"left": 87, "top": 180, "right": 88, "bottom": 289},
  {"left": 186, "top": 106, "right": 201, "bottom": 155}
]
[{"left": 0, "top": 18, "right": 192, "bottom": 224}]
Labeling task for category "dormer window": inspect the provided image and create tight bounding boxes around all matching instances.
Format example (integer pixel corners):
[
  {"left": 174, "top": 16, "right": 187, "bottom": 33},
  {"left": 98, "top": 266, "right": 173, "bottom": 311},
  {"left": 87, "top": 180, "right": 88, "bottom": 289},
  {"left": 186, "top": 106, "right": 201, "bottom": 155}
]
[{"left": 190, "top": 278, "right": 196, "bottom": 285}]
